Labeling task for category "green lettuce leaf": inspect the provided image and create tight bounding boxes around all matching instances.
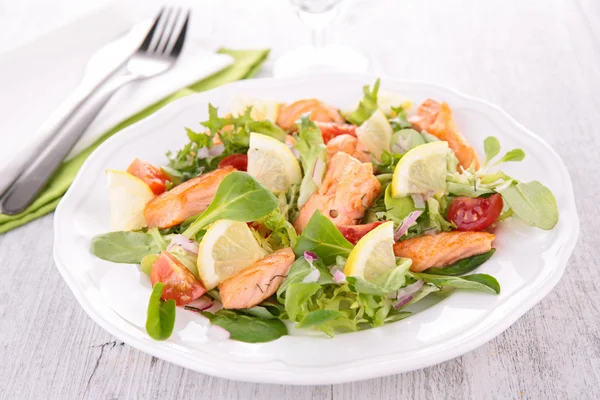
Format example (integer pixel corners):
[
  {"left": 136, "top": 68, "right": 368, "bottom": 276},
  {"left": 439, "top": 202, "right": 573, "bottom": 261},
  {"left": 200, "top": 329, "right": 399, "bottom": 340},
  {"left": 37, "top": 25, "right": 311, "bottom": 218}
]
[
  {"left": 344, "top": 79, "right": 381, "bottom": 125},
  {"left": 294, "top": 116, "right": 326, "bottom": 209}
]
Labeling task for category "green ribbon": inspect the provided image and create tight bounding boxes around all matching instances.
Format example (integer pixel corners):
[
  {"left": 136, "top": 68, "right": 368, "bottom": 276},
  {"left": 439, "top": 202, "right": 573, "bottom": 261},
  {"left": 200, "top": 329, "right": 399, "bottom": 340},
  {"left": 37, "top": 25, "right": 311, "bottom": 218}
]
[{"left": 0, "top": 48, "right": 270, "bottom": 234}]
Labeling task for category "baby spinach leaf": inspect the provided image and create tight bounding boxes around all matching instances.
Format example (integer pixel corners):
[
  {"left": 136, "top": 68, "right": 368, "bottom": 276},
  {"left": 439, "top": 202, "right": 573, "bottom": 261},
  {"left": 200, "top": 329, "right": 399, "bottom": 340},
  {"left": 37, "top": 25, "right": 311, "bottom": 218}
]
[
  {"left": 462, "top": 274, "right": 501, "bottom": 293},
  {"left": 411, "top": 272, "right": 501, "bottom": 294},
  {"left": 239, "top": 304, "right": 281, "bottom": 320},
  {"left": 294, "top": 210, "right": 354, "bottom": 265},
  {"left": 183, "top": 171, "right": 279, "bottom": 238},
  {"left": 497, "top": 148, "right": 525, "bottom": 164},
  {"left": 497, "top": 181, "right": 559, "bottom": 230},
  {"left": 424, "top": 249, "right": 496, "bottom": 276},
  {"left": 297, "top": 310, "right": 342, "bottom": 328},
  {"left": 140, "top": 254, "right": 159, "bottom": 276},
  {"left": 91, "top": 231, "right": 162, "bottom": 264},
  {"left": 484, "top": 136, "right": 501, "bottom": 164},
  {"left": 146, "top": 283, "right": 176, "bottom": 340},
  {"left": 205, "top": 310, "right": 287, "bottom": 343},
  {"left": 344, "top": 79, "right": 380, "bottom": 125}
]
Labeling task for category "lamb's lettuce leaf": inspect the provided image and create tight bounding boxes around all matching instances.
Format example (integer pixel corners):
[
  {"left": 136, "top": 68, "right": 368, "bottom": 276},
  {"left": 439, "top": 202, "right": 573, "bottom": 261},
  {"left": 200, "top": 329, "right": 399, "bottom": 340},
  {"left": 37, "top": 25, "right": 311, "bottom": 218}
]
[{"left": 293, "top": 210, "right": 354, "bottom": 265}]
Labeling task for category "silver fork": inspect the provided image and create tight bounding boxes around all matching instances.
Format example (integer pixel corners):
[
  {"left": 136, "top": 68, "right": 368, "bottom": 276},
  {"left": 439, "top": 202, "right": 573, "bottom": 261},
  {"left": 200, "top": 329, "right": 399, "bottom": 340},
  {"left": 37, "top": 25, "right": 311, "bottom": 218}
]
[{"left": 0, "top": 7, "right": 190, "bottom": 215}]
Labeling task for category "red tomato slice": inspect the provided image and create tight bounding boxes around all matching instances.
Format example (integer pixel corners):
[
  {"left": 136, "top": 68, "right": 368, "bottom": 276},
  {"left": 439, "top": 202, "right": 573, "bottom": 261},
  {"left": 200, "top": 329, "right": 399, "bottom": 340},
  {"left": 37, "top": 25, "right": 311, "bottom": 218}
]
[
  {"left": 150, "top": 251, "right": 206, "bottom": 306},
  {"left": 126, "top": 159, "right": 170, "bottom": 195},
  {"left": 218, "top": 154, "right": 248, "bottom": 171},
  {"left": 337, "top": 221, "right": 384, "bottom": 245},
  {"left": 314, "top": 122, "right": 357, "bottom": 144},
  {"left": 447, "top": 194, "right": 504, "bottom": 231}
]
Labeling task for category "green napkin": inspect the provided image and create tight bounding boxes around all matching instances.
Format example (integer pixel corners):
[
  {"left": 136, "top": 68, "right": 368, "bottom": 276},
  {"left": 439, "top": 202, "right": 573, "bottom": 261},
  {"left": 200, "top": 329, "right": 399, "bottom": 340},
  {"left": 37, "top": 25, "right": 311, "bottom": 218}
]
[{"left": 0, "top": 48, "right": 270, "bottom": 234}]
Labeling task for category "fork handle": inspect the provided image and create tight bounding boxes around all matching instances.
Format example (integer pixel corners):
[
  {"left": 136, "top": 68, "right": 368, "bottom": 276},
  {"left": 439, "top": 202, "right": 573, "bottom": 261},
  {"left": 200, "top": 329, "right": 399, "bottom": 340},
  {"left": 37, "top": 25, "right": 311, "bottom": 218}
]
[{"left": 0, "top": 73, "right": 140, "bottom": 215}]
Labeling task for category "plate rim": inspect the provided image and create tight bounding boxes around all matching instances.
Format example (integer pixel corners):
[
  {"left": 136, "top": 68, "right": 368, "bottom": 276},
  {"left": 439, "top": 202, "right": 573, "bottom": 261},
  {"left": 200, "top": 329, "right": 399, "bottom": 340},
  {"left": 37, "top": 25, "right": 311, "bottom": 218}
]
[{"left": 53, "top": 73, "right": 580, "bottom": 385}]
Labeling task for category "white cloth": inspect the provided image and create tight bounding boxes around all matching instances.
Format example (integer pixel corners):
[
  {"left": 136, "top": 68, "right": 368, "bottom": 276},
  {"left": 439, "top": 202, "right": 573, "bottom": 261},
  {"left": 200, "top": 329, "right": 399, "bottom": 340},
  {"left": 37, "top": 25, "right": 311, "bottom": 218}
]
[{"left": 0, "top": 0, "right": 232, "bottom": 172}]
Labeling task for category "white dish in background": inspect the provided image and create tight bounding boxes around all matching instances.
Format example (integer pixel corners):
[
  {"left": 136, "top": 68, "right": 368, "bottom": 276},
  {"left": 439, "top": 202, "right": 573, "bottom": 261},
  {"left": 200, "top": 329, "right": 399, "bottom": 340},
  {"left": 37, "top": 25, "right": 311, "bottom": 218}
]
[{"left": 53, "top": 74, "right": 579, "bottom": 385}]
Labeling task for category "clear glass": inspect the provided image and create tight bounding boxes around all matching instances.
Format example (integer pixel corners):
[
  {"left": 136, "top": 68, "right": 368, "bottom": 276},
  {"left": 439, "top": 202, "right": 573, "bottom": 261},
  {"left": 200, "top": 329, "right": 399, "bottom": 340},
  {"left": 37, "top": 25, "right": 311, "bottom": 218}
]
[{"left": 273, "top": 0, "right": 369, "bottom": 77}]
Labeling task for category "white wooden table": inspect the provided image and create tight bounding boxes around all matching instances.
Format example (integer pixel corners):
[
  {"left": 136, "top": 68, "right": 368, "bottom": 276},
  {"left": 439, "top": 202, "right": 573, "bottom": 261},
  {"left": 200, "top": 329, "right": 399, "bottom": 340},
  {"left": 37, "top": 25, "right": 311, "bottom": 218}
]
[{"left": 1, "top": 0, "right": 599, "bottom": 398}]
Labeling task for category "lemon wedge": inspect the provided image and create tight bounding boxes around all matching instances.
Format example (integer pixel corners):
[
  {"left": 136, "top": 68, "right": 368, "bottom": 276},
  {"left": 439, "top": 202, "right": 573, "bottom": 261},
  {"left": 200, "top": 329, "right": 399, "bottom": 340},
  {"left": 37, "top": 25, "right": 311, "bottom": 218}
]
[
  {"left": 344, "top": 221, "right": 396, "bottom": 281},
  {"left": 392, "top": 141, "right": 449, "bottom": 197},
  {"left": 356, "top": 109, "right": 393, "bottom": 161},
  {"left": 196, "top": 219, "right": 266, "bottom": 290},
  {"left": 247, "top": 132, "right": 302, "bottom": 193},
  {"left": 231, "top": 94, "right": 279, "bottom": 122},
  {"left": 106, "top": 169, "right": 154, "bottom": 232}
]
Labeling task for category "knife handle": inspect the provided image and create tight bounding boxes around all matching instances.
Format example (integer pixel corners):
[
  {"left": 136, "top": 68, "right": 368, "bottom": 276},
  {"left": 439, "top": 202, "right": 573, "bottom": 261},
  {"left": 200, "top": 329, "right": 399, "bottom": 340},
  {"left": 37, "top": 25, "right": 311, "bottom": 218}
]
[{"left": 0, "top": 73, "right": 139, "bottom": 215}]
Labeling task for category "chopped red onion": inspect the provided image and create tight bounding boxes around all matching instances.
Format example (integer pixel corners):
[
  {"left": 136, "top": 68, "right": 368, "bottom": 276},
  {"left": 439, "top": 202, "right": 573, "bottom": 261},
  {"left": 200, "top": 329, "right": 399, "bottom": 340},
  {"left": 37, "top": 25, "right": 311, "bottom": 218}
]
[
  {"left": 304, "top": 251, "right": 318, "bottom": 264},
  {"left": 286, "top": 142, "right": 300, "bottom": 158},
  {"left": 207, "top": 325, "right": 230, "bottom": 341},
  {"left": 209, "top": 143, "right": 225, "bottom": 157},
  {"left": 332, "top": 270, "right": 346, "bottom": 284},
  {"left": 410, "top": 194, "right": 425, "bottom": 209},
  {"left": 393, "top": 279, "right": 424, "bottom": 309},
  {"left": 186, "top": 296, "right": 213, "bottom": 311},
  {"left": 394, "top": 295, "right": 413, "bottom": 308},
  {"left": 196, "top": 146, "right": 209, "bottom": 159},
  {"left": 329, "top": 264, "right": 344, "bottom": 275},
  {"left": 169, "top": 235, "right": 199, "bottom": 254},
  {"left": 424, "top": 190, "right": 434, "bottom": 201},
  {"left": 312, "top": 157, "right": 326, "bottom": 186},
  {"left": 393, "top": 210, "right": 423, "bottom": 241},
  {"left": 302, "top": 268, "right": 320, "bottom": 283}
]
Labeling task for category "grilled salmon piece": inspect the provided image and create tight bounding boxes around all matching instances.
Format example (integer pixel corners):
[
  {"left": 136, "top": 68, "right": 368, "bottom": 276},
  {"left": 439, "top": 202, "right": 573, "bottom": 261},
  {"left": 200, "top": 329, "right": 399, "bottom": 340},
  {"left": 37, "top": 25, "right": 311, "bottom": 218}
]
[
  {"left": 144, "top": 167, "right": 234, "bottom": 229},
  {"left": 409, "top": 99, "right": 480, "bottom": 170},
  {"left": 294, "top": 152, "right": 381, "bottom": 232},
  {"left": 326, "top": 134, "right": 371, "bottom": 163},
  {"left": 393, "top": 231, "right": 495, "bottom": 272},
  {"left": 277, "top": 99, "right": 344, "bottom": 131},
  {"left": 219, "top": 248, "right": 295, "bottom": 309}
]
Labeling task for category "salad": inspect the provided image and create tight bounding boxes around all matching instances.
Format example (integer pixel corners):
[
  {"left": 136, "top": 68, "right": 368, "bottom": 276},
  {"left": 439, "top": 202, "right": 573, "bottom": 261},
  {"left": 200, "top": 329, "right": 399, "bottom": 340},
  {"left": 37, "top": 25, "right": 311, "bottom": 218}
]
[{"left": 91, "top": 79, "right": 559, "bottom": 343}]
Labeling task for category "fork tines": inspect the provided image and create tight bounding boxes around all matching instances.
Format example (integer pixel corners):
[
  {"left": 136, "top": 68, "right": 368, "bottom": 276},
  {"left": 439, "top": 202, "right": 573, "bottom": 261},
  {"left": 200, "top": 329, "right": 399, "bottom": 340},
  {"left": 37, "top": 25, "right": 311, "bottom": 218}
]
[{"left": 139, "top": 7, "right": 190, "bottom": 57}]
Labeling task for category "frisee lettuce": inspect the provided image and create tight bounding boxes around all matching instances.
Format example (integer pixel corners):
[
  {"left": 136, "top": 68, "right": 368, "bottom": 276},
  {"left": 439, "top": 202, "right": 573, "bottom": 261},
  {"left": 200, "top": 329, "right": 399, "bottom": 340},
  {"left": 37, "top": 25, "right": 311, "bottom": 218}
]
[{"left": 165, "top": 104, "right": 286, "bottom": 182}]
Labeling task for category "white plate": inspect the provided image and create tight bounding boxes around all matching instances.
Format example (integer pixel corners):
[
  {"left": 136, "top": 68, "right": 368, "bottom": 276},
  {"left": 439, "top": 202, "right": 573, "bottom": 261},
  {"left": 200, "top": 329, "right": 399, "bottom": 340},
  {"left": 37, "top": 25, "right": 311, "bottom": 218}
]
[{"left": 53, "top": 74, "right": 579, "bottom": 385}]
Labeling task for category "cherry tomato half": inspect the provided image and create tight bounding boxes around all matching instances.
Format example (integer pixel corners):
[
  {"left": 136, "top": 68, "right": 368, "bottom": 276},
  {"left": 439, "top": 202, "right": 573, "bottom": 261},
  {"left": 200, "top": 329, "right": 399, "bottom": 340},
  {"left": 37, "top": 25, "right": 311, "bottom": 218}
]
[
  {"left": 150, "top": 251, "right": 206, "bottom": 306},
  {"left": 337, "top": 221, "right": 384, "bottom": 245},
  {"left": 127, "top": 159, "right": 170, "bottom": 195},
  {"left": 447, "top": 194, "right": 504, "bottom": 231},
  {"left": 315, "top": 122, "right": 357, "bottom": 144},
  {"left": 218, "top": 154, "right": 248, "bottom": 171}
]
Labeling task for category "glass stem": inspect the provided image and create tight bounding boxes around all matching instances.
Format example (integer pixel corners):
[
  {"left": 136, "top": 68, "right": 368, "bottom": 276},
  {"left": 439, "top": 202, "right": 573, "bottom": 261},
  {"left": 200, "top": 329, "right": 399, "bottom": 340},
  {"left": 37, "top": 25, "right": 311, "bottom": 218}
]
[{"left": 312, "top": 27, "right": 325, "bottom": 49}]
